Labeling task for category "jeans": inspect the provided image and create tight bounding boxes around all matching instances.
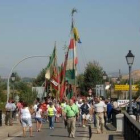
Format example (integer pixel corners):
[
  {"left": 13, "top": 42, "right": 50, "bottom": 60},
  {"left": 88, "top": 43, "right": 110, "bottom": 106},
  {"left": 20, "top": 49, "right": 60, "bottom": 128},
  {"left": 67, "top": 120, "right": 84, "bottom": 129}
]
[
  {"left": 48, "top": 116, "right": 55, "bottom": 128},
  {"left": 93, "top": 113, "right": 97, "bottom": 127},
  {"left": 79, "top": 114, "right": 82, "bottom": 124}
]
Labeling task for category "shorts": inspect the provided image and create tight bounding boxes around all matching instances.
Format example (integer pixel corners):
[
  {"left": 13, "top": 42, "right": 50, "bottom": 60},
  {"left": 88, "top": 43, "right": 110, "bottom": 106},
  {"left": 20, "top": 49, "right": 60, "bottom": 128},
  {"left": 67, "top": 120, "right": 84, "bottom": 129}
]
[
  {"left": 82, "top": 114, "right": 90, "bottom": 120},
  {"left": 35, "top": 117, "right": 42, "bottom": 123},
  {"left": 21, "top": 118, "right": 32, "bottom": 127}
]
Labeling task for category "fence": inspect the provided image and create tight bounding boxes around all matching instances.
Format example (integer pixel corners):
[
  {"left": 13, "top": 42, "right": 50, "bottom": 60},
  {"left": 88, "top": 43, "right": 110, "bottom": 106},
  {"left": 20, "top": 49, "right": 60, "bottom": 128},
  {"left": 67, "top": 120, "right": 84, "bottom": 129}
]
[{"left": 124, "top": 112, "right": 140, "bottom": 140}]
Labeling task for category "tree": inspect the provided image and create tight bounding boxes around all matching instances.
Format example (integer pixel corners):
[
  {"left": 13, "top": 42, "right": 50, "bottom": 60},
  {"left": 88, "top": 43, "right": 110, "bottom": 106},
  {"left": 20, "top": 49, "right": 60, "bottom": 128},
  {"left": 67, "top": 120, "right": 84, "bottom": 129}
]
[
  {"left": 15, "top": 81, "right": 37, "bottom": 105},
  {"left": 84, "top": 61, "right": 103, "bottom": 90},
  {"left": 134, "top": 80, "right": 140, "bottom": 98},
  {"left": 33, "top": 68, "right": 46, "bottom": 86},
  {"left": 0, "top": 78, "right": 6, "bottom": 110},
  {"left": 76, "top": 74, "right": 86, "bottom": 96},
  {"left": 76, "top": 61, "right": 104, "bottom": 96}
]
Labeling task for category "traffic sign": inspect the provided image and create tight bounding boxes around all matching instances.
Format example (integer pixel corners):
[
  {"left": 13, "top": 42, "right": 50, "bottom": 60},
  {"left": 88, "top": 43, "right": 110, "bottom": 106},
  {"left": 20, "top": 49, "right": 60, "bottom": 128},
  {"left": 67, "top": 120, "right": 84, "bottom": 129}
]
[{"left": 115, "top": 85, "right": 138, "bottom": 91}]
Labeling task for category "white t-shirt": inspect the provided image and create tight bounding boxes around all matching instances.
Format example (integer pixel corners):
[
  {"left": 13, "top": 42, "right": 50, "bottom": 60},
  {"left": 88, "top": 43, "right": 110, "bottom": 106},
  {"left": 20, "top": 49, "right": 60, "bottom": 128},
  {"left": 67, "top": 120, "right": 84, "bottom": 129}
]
[
  {"left": 20, "top": 107, "right": 31, "bottom": 119},
  {"left": 35, "top": 109, "right": 42, "bottom": 118},
  {"left": 76, "top": 101, "right": 83, "bottom": 108},
  {"left": 33, "top": 104, "right": 37, "bottom": 112},
  {"left": 5, "top": 103, "right": 13, "bottom": 111},
  {"left": 94, "top": 101, "right": 106, "bottom": 113}
]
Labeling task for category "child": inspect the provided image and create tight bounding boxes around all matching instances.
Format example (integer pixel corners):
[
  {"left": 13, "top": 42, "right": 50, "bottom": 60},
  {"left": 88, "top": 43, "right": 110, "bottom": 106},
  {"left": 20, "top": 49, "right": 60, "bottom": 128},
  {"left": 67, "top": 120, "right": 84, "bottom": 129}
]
[
  {"left": 35, "top": 104, "right": 42, "bottom": 132},
  {"left": 55, "top": 102, "right": 62, "bottom": 122}
]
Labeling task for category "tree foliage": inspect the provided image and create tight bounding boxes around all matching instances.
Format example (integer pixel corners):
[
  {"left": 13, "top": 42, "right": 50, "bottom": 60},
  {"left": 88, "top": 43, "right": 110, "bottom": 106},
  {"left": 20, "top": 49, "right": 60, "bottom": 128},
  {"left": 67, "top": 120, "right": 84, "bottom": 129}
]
[
  {"left": 14, "top": 81, "right": 37, "bottom": 105},
  {"left": 0, "top": 79, "right": 7, "bottom": 110},
  {"left": 134, "top": 80, "right": 140, "bottom": 98},
  {"left": 84, "top": 61, "right": 103, "bottom": 89},
  {"left": 33, "top": 68, "right": 46, "bottom": 86},
  {"left": 76, "top": 74, "right": 86, "bottom": 96},
  {"left": 77, "top": 61, "right": 104, "bottom": 96}
]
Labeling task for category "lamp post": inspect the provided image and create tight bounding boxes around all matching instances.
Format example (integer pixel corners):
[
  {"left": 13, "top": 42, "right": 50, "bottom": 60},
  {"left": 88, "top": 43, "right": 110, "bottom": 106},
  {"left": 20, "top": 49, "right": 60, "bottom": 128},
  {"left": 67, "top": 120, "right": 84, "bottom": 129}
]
[
  {"left": 100, "top": 85, "right": 102, "bottom": 96},
  {"left": 11, "top": 73, "right": 15, "bottom": 99},
  {"left": 117, "top": 77, "right": 120, "bottom": 84},
  {"left": 103, "top": 71, "right": 107, "bottom": 98},
  {"left": 7, "top": 55, "right": 49, "bottom": 102},
  {"left": 108, "top": 75, "right": 112, "bottom": 99},
  {"left": 126, "top": 50, "right": 135, "bottom": 115},
  {"left": 117, "top": 77, "right": 120, "bottom": 99}
]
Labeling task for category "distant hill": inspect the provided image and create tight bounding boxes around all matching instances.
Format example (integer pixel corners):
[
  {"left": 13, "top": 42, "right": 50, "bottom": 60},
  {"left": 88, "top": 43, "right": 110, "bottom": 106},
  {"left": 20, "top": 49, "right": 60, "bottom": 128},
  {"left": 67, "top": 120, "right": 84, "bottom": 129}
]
[
  {"left": 22, "top": 77, "right": 35, "bottom": 82},
  {"left": 122, "top": 69, "right": 140, "bottom": 82}
]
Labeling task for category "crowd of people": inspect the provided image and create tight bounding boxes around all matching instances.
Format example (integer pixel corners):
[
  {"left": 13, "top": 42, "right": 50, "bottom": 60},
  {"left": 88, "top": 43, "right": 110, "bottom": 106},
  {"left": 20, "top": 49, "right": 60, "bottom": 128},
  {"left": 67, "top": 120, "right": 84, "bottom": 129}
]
[{"left": 5, "top": 95, "right": 116, "bottom": 138}]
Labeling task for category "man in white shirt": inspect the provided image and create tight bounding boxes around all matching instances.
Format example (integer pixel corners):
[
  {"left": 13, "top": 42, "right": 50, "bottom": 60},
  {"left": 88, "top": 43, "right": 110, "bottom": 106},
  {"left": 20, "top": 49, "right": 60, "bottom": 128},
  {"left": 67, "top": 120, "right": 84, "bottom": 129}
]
[
  {"left": 5, "top": 100, "right": 13, "bottom": 125},
  {"left": 76, "top": 99, "right": 83, "bottom": 126},
  {"left": 94, "top": 97, "right": 107, "bottom": 134}
]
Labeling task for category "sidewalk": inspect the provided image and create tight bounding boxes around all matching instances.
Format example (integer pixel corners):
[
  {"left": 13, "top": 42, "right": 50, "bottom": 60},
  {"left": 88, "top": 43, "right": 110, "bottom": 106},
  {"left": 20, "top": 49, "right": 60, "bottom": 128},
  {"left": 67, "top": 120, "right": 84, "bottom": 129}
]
[
  {"left": 88, "top": 123, "right": 124, "bottom": 140},
  {"left": 0, "top": 120, "right": 22, "bottom": 140}
]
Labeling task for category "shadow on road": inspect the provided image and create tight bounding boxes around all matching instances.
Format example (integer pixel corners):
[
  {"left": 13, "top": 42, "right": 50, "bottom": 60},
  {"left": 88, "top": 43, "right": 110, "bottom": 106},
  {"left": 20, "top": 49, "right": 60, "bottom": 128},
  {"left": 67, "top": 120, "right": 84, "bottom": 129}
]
[
  {"left": 76, "top": 130, "right": 88, "bottom": 133},
  {"left": 108, "top": 135, "right": 124, "bottom": 140},
  {"left": 50, "top": 135, "right": 68, "bottom": 137},
  {"left": 76, "top": 135, "right": 88, "bottom": 138},
  {"left": 105, "top": 123, "right": 116, "bottom": 131}
]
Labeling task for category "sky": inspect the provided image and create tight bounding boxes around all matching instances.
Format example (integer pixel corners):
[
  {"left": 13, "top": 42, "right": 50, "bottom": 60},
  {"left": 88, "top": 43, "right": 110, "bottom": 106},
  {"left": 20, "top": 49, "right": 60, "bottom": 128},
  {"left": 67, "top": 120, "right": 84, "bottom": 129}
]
[{"left": 0, "top": 0, "right": 140, "bottom": 78}]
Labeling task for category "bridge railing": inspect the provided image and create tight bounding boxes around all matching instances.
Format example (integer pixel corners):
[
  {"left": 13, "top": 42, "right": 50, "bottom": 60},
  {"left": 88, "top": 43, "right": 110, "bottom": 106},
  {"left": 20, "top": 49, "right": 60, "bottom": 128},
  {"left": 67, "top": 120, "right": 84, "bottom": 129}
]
[{"left": 124, "top": 112, "right": 140, "bottom": 140}]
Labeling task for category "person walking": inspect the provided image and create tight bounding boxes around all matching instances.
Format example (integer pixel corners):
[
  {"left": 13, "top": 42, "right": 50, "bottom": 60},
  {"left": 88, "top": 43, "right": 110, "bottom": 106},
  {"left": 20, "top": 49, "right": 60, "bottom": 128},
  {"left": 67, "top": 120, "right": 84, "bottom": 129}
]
[
  {"left": 106, "top": 99, "right": 113, "bottom": 123},
  {"left": 76, "top": 99, "right": 83, "bottom": 126},
  {"left": 80, "top": 100, "right": 90, "bottom": 127},
  {"left": 11, "top": 100, "right": 17, "bottom": 121},
  {"left": 19, "top": 102, "right": 33, "bottom": 137},
  {"left": 55, "top": 101, "right": 62, "bottom": 122},
  {"left": 35, "top": 103, "right": 43, "bottom": 132},
  {"left": 47, "top": 102, "right": 56, "bottom": 129},
  {"left": 64, "top": 99, "right": 79, "bottom": 138},
  {"left": 5, "top": 100, "right": 13, "bottom": 126},
  {"left": 94, "top": 97, "right": 107, "bottom": 134},
  {"left": 61, "top": 99, "right": 67, "bottom": 128}
]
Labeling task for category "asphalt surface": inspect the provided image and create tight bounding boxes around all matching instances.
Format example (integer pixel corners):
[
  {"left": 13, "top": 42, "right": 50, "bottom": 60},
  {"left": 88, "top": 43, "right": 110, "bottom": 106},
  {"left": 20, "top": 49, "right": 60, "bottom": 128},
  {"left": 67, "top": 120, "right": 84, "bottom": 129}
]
[{"left": 9, "top": 121, "right": 89, "bottom": 140}]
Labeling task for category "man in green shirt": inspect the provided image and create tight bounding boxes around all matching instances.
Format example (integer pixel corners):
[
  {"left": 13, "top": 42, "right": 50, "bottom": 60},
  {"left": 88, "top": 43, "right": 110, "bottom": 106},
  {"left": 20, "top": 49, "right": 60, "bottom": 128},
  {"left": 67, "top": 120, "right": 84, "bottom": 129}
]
[{"left": 64, "top": 99, "right": 79, "bottom": 138}]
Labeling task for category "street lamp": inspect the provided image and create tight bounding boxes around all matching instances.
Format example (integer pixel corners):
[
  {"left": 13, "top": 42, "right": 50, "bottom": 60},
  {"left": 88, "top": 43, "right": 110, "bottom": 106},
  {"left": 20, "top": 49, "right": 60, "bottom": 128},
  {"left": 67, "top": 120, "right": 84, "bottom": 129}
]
[
  {"left": 116, "top": 77, "right": 121, "bottom": 99},
  {"left": 11, "top": 73, "right": 15, "bottom": 99},
  {"left": 126, "top": 50, "right": 135, "bottom": 115},
  {"left": 103, "top": 71, "right": 107, "bottom": 81},
  {"left": 117, "top": 77, "right": 120, "bottom": 84},
  {"left": 11, "top": 73, "right": 15, "bottom": 82},
  {"left": 103, "top": 71, "right": 107, "bottom": 98},
  {"left": 7, "top": 55, "right": 49, "bottom": 102},
  {"left": 100, "top": 85, "right": 102, "bottom": 96}
]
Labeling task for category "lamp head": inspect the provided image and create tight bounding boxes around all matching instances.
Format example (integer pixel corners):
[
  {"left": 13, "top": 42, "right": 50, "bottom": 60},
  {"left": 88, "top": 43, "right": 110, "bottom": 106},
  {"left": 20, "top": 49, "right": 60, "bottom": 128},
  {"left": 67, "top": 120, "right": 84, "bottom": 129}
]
[
  {"left": 126, "top": 50, "right": 135, "bottom": 66},
  {"left": 103, "top": 71, "right": 107, "bottom": 80},
  {"left": 11, "top": 73, "right": 15, "bottom": 82}
]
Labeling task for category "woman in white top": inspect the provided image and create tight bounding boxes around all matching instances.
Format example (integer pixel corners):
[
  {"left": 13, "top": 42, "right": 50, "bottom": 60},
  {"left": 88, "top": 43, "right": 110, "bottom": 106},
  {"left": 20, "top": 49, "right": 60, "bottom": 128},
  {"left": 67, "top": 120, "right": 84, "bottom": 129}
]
[
  {"left": 19, "top": 102, "right": 33, "bottom": 137},
  {"left": 35, "top": 104, "right": 42, "bottom": 132}
]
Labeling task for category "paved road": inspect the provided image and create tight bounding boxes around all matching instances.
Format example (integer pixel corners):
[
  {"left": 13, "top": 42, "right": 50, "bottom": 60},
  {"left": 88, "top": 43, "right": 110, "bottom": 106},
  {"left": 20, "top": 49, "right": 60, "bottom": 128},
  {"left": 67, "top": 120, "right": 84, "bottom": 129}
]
[
  {"left": 6, "top": 121, "right": 124, "bottom": 140},
  {"left": 9, "top": 121, "right": 89, "bottom": 140}
]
